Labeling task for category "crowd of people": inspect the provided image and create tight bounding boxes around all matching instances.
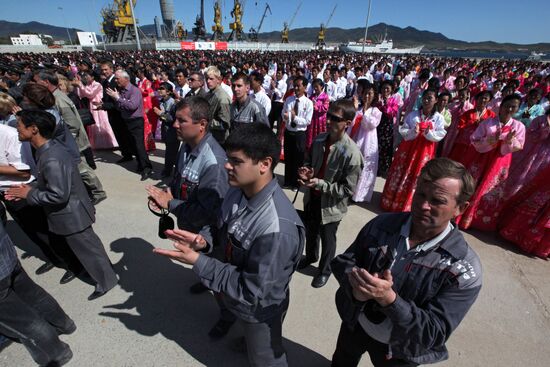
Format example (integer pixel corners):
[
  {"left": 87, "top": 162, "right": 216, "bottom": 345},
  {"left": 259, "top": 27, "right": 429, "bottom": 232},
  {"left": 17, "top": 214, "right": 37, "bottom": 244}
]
[{"left": 0, "top": 48, "right": 548, "bottom": 366}]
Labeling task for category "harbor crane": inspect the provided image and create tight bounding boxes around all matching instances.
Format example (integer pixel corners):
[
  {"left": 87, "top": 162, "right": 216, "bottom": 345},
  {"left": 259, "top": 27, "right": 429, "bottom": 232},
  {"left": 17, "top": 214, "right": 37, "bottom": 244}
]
[
  {"left": 227, "top": 0, "right": 245, "bottom": 41},
  {"left": 211, "top": 0, "right": 224, "bottom": 41},
  {"left": 281, "top": 1, "right": 302, "bottom": 43},
  {"left": 249, "top": 3, "right": 271, "bottom": 42},
  {"left": 316, "top": 4, "right": 337, "bottom": 48}
]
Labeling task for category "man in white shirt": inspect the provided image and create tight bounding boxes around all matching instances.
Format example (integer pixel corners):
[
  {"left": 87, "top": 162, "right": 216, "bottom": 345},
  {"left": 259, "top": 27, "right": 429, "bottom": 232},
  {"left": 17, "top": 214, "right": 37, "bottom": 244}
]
[
  {"left": 282, "top": 76, "right": 313, "bottom": 189},
  {"left": 174, "top": 69, "right": 190, "bottom": 100},
  {"left": 269, "top": 69, "right": 287, "bottom": 130},
  {"left": 258, "top": 64, "right": 272, "bottom": 96},
  {"left": 249, "top": 71, "right": 271, "bottom": 117}
]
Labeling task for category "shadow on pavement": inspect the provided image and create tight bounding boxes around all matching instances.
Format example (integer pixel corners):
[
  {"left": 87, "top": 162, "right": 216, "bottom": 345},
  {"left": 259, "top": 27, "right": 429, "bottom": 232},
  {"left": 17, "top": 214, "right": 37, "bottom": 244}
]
[
  {"left": 102, "top": 237, "right": 330, "bottom": 366},
  {"left": 94, "top": 150, "right": 165, "bottom": 177}
]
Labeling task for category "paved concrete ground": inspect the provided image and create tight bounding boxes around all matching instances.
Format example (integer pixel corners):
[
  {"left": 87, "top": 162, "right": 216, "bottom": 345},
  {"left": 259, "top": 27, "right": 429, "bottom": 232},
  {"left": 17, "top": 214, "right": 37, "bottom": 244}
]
[{"left": 1, "top": 143, "right": 549, "bottom": 367}]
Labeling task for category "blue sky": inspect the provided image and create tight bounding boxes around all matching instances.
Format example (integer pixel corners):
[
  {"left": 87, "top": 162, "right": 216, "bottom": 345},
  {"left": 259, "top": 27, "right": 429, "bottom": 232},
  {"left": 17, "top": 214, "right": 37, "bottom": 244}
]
[{"left": 3, "top": 0, "right": 550, "bottom": 44}]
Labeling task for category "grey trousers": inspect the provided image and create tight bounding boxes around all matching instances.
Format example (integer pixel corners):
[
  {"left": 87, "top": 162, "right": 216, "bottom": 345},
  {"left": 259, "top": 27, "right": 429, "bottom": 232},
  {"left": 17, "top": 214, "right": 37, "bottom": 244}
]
[
  {"left": 64, "top": 226, "right": 117, "bottom": 293},
  {"left": 241, "top": 308, "right": 288, "bottom": 367},
  {"left": 78, "top": 160, "right": 106, "bottom": 201}
]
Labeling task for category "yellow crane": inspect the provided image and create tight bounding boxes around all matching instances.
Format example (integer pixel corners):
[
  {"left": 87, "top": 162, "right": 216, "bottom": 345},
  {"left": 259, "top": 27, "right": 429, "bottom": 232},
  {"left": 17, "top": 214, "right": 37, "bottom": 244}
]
[
  {"left": 281, "top": 1, "right": 302, "bottom": 43},
  {"left": 101, "top": 0, "right": 138, "bottom": 43},
  {"left": 211, "top": 0, "right": 224, "bottom": 41},
  {"left": 228, "top": 0, "right": 245, "bottom": 41},
  {"left": 316, "top": 4, "right": 337, "bottom": 48}
]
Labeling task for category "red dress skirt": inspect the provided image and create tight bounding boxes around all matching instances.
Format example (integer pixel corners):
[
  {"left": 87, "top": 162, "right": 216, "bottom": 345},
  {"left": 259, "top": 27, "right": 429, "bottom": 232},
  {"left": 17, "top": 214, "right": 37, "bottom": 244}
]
[
  {"left": 498, "top": 166, "right": 550, "bottom": 257},
  {"left": 381, "top": 122, "right": 435, "bottom": 212}
]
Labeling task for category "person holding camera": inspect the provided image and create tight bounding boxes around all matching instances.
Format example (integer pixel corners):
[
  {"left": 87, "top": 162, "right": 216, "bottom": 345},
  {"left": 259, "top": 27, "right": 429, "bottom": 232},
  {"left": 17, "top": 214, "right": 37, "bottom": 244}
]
[
  {"left": 330, "top": 158, "right": 482, "bottom": 367},
  {"left": 146, "top": 96, "right": 229, "bottom": 294},
  {"left": 282, "top": 76, "right": 313, "bottom": 190}
]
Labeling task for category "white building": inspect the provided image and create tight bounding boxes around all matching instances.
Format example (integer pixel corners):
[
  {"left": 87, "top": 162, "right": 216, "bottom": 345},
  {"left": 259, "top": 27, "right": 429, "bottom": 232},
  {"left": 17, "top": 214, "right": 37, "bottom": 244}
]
[
  {"left": 77, "top": 32, "right": 98, "bottom": 47},
  {"left": 10, "top": 34, "right": 43, "bottom": 46}
]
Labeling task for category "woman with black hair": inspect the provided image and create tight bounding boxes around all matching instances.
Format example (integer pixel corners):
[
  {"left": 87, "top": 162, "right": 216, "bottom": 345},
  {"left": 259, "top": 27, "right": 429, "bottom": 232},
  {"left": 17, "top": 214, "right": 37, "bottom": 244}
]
[
  {"left": 376, "top": 80, "right": 400, "bottom": 177},
  {"left": 381, "top": 89, "right": 447, "bottom": 212},
  {"left": 305, "top": 78, "right": 329, "bottom": 150},
  {"left": 448, "top": 90, "right": 496, "bottom": 167},
  {"left": 455, "top": 94, "right": 526, "bottom": 230}
]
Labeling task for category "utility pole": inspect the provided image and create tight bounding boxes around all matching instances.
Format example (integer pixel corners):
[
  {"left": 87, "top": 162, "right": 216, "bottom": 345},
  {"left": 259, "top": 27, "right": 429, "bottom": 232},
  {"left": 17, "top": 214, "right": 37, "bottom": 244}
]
[
  {"left": 362, "top": 0, "right": 372, "bottom": 53},
  {"left": 128, "top": 0, "right": 141, "bottom": 51},
  {"left": 58, "top": 7, "right": 73, "bottom": 45}
]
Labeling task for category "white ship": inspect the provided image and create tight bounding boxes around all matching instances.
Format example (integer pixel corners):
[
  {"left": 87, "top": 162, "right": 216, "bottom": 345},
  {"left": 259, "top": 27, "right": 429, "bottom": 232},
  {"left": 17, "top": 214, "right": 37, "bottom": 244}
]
[{"left": 340, "top": 39, "right": 423, "bottom": 54}]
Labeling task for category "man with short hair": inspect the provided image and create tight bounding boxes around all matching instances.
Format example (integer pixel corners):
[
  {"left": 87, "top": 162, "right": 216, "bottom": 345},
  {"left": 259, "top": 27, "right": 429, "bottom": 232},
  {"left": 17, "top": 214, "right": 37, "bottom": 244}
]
[
  {"left": 269, "top": 69, "right": 287, "bottom": 130},
  {"left": 174, "top": 68, "right": 190, "bottom": 100},
  {"left": 282, "top": 75, "right": 313, "bottom": 189},
  {"left": 153, "top": 82, "right": 178, "bottom": 177},
  {"left": 154, "top": 123, "right": 304, "bottom": 367},
  {"left": 185, "top": 72, "right": 208, "bottom": 99},
  {"left": 106, "top": 70, "right": 154, "bottom": 180},
  {"left": 35, "top": 70, "right": 107, "bottom": 204},
  {"left": 331, "top": 158, "right": 482, "bottom": 367},
  {"left": 230, "top": 73, "right": 269, "bottom": 131},
  {"left": 205, "top": 66, "right": 231, "bottom": 145},
  {"left": 297, "top": 99, "right": 363, "bottom": 288},
  {"left": 147, "top": 96, "right": 229, "bottom": 294},
  {"left": 97, "top": 61, "right": 134, "bottom": 162},
  {"left": 249, "top": 71, "right": 271, "bottom": 116},
  {"left": 6, "top": 110, "right": 118, "bottom": 301}
]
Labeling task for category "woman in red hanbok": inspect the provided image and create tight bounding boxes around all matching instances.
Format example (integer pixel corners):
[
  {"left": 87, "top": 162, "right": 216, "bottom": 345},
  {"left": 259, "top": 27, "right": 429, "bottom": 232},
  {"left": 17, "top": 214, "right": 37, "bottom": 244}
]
[
  {"left": 380, "top": 89, "right": 447, "bottom": 212},
  {"left": 441, "top": 88, "right": 473, "bottom": 157},
  {"left": 498, "top": 164, "right": 550, "bottom": 258},
  {"left": 456, "top": 94, "right": 526, "bottom": 230},
  {"left": 306, "top": 78, "right": 329, "bottom": 150},
  {"left": 448, "top": 91, "right": 496, "bottom": 168},
  {"left": 137, "top": 69, "right": 156, "bottom": 152}
]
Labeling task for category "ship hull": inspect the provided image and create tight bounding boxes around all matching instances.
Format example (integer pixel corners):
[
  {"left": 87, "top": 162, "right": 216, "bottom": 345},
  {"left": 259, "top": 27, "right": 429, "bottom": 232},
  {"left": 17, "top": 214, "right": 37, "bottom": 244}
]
[{"left": 340, "top": 44, "right": 423, "bottom": 54}]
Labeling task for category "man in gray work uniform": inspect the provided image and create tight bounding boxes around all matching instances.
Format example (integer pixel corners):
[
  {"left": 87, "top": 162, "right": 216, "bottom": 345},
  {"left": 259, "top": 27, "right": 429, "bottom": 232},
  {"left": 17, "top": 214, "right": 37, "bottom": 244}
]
[
  {"left": 146, "top": 96, "right": 229, "bottom": 295},
  {"left": 154, "top": 123, "right": 305, "bottom": 366}
]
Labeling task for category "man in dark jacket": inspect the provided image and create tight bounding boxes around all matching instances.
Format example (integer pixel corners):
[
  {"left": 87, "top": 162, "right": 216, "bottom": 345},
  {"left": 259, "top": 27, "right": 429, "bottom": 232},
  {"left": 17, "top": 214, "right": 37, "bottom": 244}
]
[
  {"left": 330, "top": 158, "right": 482, "bottom": 366},
  {"left": 6, "top": 110, "right": 118, "bottom": 301}
]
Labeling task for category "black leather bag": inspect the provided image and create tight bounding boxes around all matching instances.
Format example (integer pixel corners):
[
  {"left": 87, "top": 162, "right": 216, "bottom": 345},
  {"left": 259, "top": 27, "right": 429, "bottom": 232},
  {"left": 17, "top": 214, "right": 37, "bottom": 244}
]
[
  {"left": 78, "top": 108, "right": 96, "bottom": 126},
  {"left": 148, "top": 200, "right": 175, "bottom": 239}
]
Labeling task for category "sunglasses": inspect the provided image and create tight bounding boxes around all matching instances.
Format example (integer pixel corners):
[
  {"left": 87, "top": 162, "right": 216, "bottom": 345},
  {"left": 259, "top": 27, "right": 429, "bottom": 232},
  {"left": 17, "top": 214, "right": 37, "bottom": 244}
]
[
  {"left": 327, "top": 112, "right": 346, "bottom": 122},
  {"left": 188, "top": 78, "right": 199, "bottom": 82}
]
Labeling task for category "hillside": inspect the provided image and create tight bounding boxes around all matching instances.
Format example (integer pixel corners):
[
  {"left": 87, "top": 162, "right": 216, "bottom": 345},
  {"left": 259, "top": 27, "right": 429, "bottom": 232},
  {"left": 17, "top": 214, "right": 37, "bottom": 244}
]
[{"left": 1, "top": 20, "right": 549, "bottom": 53}]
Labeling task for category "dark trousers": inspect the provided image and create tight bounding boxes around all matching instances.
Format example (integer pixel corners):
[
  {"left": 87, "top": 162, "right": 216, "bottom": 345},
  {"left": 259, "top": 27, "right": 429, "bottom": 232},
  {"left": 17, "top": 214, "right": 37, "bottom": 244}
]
[
  {"left": 332, "top": 323, "right": 419, "bottom": 367},
  {"left": 81, "top": 147, "right": 96, "bottom": 169},
  {"left": 2, "top": 198, "right": 83, "bottom": 274},
  {"left": 108, "top": 111, "right": 133, "bottom": 159},
  {"left": 283, "top": 130, "right": 306, "bottom": 187},
  {"left": 0, "top": 263, "right": 73, "bottom": 365},
  {"left": 63, "top": 226, "right": 118, "bottom": 293},
  {"left": 125, "top": 117, "right": 152, "bottom": 172},
  {"left": 162, "top": 124, "right": 180, "bottom": 176},
  {"left": 269, "top": 101, "right": 284, "bottom": 130},
  {"left": 304, "top": 195, "right": 340, "bottom": 276}
]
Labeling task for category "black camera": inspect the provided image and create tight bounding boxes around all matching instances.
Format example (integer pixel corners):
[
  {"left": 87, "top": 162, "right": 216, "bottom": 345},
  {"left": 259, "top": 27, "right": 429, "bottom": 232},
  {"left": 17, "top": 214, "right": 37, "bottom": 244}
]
[{"left": 290, "top": 121, "right": 297, "bottom": 128}]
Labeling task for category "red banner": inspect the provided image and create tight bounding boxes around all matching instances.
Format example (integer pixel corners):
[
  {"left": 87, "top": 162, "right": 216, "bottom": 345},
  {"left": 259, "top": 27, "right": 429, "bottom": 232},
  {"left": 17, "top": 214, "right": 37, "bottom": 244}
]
[
  {"left": 215, "top": 42, "right": 228, "bottom": 50},
  {"left": 180, "top": 42, "right": 195, "bottom": 50}
]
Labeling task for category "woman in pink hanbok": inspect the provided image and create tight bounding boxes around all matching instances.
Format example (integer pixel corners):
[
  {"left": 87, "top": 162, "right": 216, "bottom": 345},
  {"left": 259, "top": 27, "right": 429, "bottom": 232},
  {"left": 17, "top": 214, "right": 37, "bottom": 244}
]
[
  {"left": 306, "top": 78, "right": 329, "bottom": 151},
  {"left": 75, "top": 73, "right": 118, "bottom": 150},
  {"left": 441, "top": 88, "right": 473, "bottom": 157},
  {"left": 377, "top": 80, "right": 401, "bottom": 177},
  {"left": 455, "top": 94, "right": 526, "bottom": 230},
  {"left": 347, "top": 80, "right": 382, "bottom": 202},
  {"left": 498, "top": 164, "right": 550, "bottom": 258},
  {"left": 380, "top": 89, "right": 447, "bottom": 212},
  {"left": 497, "top": 110, "right": 550, "bottom": 199}
]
